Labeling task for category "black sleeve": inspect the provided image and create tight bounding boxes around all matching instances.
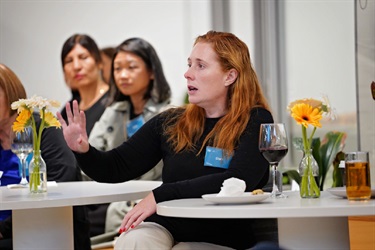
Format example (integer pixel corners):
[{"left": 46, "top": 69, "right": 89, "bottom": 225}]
[
  {"left": 0, "top": 216, "right": 12, "bottom": 239},
  {"left": 60, "top": 106, "right": 67, "bottom": 122},
  {"left": 40, "top": 123, "right": 82, "bottom": 182},
  {"left": 152, "top": 108, "right": 274, "bottom": 203},
  {"left": 75, "top": 114, "right": 163, "bottom": 183}
]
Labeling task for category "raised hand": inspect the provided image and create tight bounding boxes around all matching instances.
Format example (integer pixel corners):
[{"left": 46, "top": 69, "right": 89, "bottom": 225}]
[
  {"left": 56, "top": 100, "right": 89, "bottom": 153},
  {"left": 118, "top": 192, "right": 157, "bottom": 234}
]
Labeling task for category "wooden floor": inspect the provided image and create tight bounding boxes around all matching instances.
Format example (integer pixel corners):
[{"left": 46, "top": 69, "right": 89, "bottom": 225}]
[{"left": 349, "top": 216, "right": 375, "bottom": 250}]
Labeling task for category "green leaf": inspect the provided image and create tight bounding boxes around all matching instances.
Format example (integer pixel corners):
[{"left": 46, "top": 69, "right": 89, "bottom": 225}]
[
  {"left": 311, "top": 138, "right": 322, "bottom": 185},
  {"left": 332, "top": 151, "right": 345, "bottom": 187},
  {"left": 285, "top": 169, "right": 301, "bottom": 185},
  {"left": 289, "top": 131, "right": 346, "bottom": 191},
  {"left": 318, "top": 131, "right": 346, "bottom": 190},
  {"left": 292, "top": 137, "right": 304, "bottom": 151}
]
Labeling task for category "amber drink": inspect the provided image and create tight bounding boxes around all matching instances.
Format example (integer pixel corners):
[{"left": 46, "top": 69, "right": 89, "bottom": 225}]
[{"left": 345, "top": 152, "right": 371, "bottom": 201}]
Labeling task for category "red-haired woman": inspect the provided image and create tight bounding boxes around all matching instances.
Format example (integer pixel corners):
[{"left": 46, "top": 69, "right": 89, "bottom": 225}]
[{"left": 58, "top": 31, "right": 273, "bottom": 250}]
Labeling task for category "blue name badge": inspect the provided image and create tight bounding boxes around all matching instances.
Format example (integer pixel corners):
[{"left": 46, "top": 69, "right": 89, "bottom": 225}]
[
  {"left": 127, "top": 115, "right": 145, "bottom": 138},
  {"left": 204, "top": 146, "right": 232, "bottom": 169}
]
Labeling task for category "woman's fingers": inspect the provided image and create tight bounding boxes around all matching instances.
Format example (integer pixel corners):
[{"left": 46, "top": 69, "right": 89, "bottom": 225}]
[
  {"left": 65, "top": 101, "right": 74, "bottom": 125},
  {"left": 118, "top": 193, "right": 157, "bottom": 234},
  {"left": 72, "top": 100, "right": 81, "bottom": 123},
  {"left": 56, "top": 112, "right": 66, "bottom": 128},
  {"left": 127, "top": 209, "right": 148, "bottom": 229},
  {"left": 119, "top": 208, "right": 136, "bottom": 233},
  {"left": 130, "top": 212, "right": 147, "bottom": 229}
]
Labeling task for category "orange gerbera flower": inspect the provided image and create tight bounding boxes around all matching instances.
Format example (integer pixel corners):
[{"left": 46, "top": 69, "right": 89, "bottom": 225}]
[
  {"left": 11, "top": 95, "right": 61, "bottom": 193},
  {"left": 12, "top": 109, "right": 32, "bottom": 133},
  {"left": 291, "top": 103, "right": 322, "bottom": 128},
  {"left": 44, "top": 112, "right": 61, "bottom": 128},
  {"left": 11, "top": 95, "right": 61, "bottom": 150}
]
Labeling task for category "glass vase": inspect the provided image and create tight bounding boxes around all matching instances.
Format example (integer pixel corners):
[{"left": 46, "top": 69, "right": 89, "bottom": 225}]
[
  {"left": 29, "top": 150, "right": 47, "bottom": 193},
  {"left": 298, "top": 149, "right": 320, "bottom": 198}
]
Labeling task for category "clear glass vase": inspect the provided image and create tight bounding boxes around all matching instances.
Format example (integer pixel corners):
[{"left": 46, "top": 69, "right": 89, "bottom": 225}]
[
  {"left": 298, "top": 149, "right": 320, "bottom": 198},
  {"left": 29, "top": 150, "right": 47, "bottom": 193}
]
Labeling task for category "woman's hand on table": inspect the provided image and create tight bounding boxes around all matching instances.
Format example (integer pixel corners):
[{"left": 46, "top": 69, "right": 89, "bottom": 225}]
[
  {"left": 56, "top": 100, "right": 89, "bottom": 153},
  {"left": 118, "top": 192, "right": 157, "bottom": 234}
]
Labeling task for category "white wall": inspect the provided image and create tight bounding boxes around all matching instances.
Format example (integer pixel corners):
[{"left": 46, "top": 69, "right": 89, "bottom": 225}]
[
  {"left": 0, "top": 0, "right": 212, "bottom": 108},
  {"left": 1, "top": 0, "right": 372, "bottom": 184},
  {"left": 356, "top": 0, "right": 375, "bottom": 185},
  {"left": 283, "top": 1, "right": 357, "bottom": 148}
]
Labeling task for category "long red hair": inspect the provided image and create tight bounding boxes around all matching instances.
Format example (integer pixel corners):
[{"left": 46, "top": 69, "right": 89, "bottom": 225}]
[{"left": 165, "top": 31, "right": 270, "bottom": 155}]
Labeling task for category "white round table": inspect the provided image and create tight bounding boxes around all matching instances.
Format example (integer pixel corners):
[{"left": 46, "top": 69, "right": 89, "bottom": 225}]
[
  {"left": 157, "top": 191, "right": 375, "bottom": 249},
  {"left": 0, "top": 180, "right": 161, "bottom": 250}
]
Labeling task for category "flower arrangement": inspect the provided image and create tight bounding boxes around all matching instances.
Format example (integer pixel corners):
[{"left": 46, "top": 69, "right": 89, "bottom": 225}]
[
  {"left": 287, "top": 95, "right": 336, "bottom": 198},
  {"left": 11, "top": 95, "right": 61, "bottom": 192}
]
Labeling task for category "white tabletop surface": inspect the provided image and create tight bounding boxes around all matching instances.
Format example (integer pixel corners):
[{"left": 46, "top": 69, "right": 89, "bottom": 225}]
[
  {"left": 0, "top": 180, "right": 162, "bottom": 210},
  {"left": 157, "top": 191, "right": 375, "bottom": 218},
  {"left": 157, "top": 190, "right": 375, "bottom": 250}
]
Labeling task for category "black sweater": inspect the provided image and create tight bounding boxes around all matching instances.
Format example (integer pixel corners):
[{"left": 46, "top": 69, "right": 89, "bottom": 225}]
[{"left": 76, "top": 107, "right": 273, "bottom": 249}]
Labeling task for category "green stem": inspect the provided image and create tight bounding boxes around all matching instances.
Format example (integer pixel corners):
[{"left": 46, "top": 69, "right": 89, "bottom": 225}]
[
  {"left": 301, "top": 126, "right": 309, "bottom": 151},
  {"left": 30, "top": 115, "right": 37, "bottom": 150},
  {"left": 309, "top": 127, "right": 317, "bottom": 148},
  {"left": 30, "top": 150, "right": 41, "bottom": 192},
  {"left": 300, "top": 125, "right": 320, "bottom": 198},
  {"left": 30, "top": 109, "right": 45, "bottom": 192},
  {"left": 300, "top": 148, "right": 320, "bottom": 198},
  {"left": 36, "top": 109, "right": 45, "bottom": 152}
]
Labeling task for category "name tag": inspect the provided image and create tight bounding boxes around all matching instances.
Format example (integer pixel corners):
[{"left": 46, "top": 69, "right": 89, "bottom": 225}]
[
  {"left": 127, "top": 115, "right": 145, "bottom": 138},
  {"left": 204, "top": 146, "right": 232, "bottom": 169}
]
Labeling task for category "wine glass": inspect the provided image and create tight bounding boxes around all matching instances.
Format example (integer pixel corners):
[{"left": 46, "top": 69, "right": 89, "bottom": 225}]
[
  {"left": 259, "top": 123, "right": 288, "bottom": 198},
  {"left": 10, "top": 126, "right": 33, "bottom": 186}
]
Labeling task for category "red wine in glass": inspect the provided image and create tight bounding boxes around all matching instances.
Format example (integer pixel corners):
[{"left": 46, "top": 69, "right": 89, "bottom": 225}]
[
  {"left": 259, "top": 123, "right": 288, "bottom": 198},
  {"left": 260, "top": 146, "right": 288, "bottom": 164}
]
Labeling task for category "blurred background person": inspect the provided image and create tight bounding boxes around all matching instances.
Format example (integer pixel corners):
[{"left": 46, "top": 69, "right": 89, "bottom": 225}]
[
  {"left": 89, "top": 38, "right": 171, "bottom": 247},
  {"left": 59, "top": 34, "right": 112, "bottom": 238},
  {"left": 62, "top": 46, "right": 114, "bottom": 120},
  {"left": 100, "top": 46, "right": 116, "bottom": 85},
  {"left": 0, "top": 63, "right": 90, "bottom": 250},
  {"left": 90, "top": 37, "right": 171, "bottom": 151},
  {"left": 60, "top": 34, "right": 109, "bottom": 136}
]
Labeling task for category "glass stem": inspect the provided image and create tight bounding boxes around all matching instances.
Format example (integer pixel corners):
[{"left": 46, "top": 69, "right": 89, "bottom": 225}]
[
  {"left": 272, "top": 163, "right": 279, "bottom": 194},
  {"left": 20, "top": 157, "right": 28, "bottom": 185}
]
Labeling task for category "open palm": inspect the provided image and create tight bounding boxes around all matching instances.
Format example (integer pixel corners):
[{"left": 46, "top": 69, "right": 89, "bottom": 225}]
[{"left": 57, "top": 100, "right": 89, "bottom": 153}]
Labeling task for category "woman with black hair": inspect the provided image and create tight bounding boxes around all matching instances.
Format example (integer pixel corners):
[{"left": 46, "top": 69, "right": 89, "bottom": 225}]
[
  {"left": 88, "top": 38, "right": 171, "bottom": 245},
  {"left": 60, "top": 34, "right": 109, "bottom": 136}
]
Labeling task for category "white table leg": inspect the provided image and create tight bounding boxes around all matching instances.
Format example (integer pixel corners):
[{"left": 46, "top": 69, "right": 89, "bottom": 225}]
[
  {"left": 278, "top": 217, "right": 349, "bottom": 250},
  {"left": 12, "top": 206, "right": 73, "bottom": 250}
]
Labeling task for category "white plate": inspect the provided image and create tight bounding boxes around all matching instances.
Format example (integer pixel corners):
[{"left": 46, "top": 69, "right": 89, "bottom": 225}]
[
  {"left": 202, "top": 192, "right": 271, "bottom": 204},
  {"left": 327, "top": 187, "right": 375, "bottom": 198}
]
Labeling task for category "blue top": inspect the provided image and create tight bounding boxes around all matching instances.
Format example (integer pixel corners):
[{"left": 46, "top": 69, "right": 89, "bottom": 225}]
[{"left": 0, "top": 145, "right": 21, "bottom": 220}]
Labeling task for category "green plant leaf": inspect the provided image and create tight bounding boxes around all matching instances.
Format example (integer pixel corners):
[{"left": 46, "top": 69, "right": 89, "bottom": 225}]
[
  {"left": 318, "top": 131, "right": 346, "bottom": 190},
  {"left": 289, "top": 131, "right": 346, "bottom": 191},
  {"left": 285, "top": 169, "right": 301, "bottom": 185},
  {"left": 311, "top": 138, "right": 322, "bottom": 184},
  {"left": 332, "top": 151, "right": 345, "bottom": 187},
  {"left": 292, "top": 137, "right": 304, "bottom": 151}
]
